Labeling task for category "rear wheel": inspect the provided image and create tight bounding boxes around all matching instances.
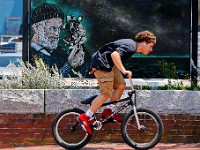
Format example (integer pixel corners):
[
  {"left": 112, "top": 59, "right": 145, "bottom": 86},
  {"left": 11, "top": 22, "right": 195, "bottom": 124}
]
[
  {"left": 121, "top": 108, "right": 163, "bottom": 150},
  {"left": 52, "top": 108, "right": 92, "bottom": 149}
]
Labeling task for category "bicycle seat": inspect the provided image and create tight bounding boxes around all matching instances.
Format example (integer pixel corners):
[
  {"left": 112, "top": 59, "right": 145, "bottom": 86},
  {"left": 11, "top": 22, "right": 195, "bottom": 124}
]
[{"left": 81, "top": 95, "right": 98, "bottom": 104}]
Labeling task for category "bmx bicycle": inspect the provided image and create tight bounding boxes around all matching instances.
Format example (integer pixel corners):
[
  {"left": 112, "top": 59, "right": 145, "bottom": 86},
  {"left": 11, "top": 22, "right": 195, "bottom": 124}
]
[{"left": 52, "top": 78, "right": 163, "bottom": 149}]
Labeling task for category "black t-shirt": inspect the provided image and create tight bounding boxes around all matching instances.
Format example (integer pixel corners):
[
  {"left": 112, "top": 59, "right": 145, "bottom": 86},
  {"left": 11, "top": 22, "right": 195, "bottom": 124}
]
[{"left": 90, "top": 39, "right": 136, "bottom": 71}]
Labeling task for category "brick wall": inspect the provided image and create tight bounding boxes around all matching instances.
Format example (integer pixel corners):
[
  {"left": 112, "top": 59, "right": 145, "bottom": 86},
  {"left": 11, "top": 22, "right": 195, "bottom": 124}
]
[{"left": 0, "top": 113, "right": 199, "bottom": 148}]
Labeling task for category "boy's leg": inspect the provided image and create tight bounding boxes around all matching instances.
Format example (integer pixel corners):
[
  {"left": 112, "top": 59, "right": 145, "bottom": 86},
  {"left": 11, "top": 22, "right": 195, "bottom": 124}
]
[
  {"left": 102, "top": 66, "right": 126, "bottom": 122},
  {"left": 110, "top": 65, "right": 126, "bottom": 102},
  {"left": 78, "top": 69, "right": 114, "bottom": 134},
  {"left": 90, "top": 69, "right": 114, "bottom": 112}
]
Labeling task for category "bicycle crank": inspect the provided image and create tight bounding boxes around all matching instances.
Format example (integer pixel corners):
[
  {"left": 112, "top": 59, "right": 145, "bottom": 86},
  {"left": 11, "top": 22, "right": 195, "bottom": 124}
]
[{"left": 93, "top": 121, "right": 102, "bottom": 130}]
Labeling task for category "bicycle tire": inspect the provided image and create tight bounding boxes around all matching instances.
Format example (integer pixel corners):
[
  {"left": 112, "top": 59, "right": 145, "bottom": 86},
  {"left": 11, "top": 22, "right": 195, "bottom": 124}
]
[
  {"left": 52, "top": 108, "right": 93, "bottom": 149},
  {"left": 121, "top": 108, "right": 163, "bottom": 150}
]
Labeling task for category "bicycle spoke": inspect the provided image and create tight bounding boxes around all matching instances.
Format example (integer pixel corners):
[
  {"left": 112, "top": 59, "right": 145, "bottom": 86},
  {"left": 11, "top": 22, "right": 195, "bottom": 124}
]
[
  {"left": 122, "top": 108, "right": 163, "bottom": 149},
  {"left": 52, "top": 109, "right": 92, "bottom": 149}
]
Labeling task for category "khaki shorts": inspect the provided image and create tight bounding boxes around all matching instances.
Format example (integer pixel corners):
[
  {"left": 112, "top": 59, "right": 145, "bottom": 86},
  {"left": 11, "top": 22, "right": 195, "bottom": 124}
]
[{"left": 94, "top": 66, "right": 125, "bottom": 97}]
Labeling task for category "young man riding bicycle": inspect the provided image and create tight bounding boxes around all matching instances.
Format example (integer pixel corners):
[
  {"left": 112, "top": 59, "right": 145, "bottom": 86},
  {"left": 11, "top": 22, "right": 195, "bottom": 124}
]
[{"left": 78, "top": 30, "right": 156, "bottom": 135}]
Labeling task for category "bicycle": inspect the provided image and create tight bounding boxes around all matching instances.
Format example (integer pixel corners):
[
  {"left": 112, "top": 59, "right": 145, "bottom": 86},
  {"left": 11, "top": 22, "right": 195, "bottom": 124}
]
[{"left": 52, "top": 78, "right": 164, "bottom": 150}]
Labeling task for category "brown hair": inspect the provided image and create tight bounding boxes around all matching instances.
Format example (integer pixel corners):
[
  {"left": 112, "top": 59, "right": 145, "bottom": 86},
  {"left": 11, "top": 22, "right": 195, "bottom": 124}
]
[{"left": 135, "top": 30, "right": 156, "bottom": 44}]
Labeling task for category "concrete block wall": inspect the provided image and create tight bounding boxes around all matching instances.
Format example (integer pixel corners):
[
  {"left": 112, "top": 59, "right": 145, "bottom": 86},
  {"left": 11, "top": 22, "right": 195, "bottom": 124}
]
[
  {"left": 1, "top": 89, "right": 199, "bottom": 114},
  {"left": 0, "top": 90, "right": 44, "bottom": 113},
  {"left": 45, "top": 89, "right": 200, "bottom": 115},
  {"left": 0, "top": 89, "right": 200, "bottom": 148}
]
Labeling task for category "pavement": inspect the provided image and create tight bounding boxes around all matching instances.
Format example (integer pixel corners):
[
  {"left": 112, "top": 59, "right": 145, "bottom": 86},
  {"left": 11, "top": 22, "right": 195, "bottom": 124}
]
[{"left": 1, "top": 143, "right": 200, "bottom": 150}]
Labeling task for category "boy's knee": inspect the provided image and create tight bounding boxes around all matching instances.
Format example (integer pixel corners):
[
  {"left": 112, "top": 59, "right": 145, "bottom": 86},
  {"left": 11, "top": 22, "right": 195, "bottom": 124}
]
[{"left": 102, "top": 92, "right": 112, "bottom": 99}]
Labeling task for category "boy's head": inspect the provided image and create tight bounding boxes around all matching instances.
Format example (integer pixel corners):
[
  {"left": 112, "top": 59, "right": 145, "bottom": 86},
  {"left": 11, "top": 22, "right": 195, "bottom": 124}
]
[
  {"left": 135, "top": 30, "right": 156, "bottom": 55},
  {"left": 135, "top": 30, "right": 156, "bottom": 44}
]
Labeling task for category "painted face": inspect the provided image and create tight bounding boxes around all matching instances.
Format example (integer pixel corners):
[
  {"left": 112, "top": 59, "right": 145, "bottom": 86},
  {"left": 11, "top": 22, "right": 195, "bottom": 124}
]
[
  {"left": 140, "top": 41, "right": 155, "bottom": 55},
  {"left": 37, "top": 18, "right": 63, "bottom": 50}
]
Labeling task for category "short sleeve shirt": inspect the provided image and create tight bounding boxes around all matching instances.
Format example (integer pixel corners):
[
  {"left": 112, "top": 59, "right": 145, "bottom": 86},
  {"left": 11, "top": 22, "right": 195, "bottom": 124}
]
[{"left": 90, "top": 39, "right": 136, "bottom": 71}]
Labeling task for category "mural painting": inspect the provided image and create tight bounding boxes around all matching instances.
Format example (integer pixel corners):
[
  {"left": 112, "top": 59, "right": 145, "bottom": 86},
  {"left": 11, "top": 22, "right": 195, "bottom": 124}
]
[
  {"left": 30, "top": 3, "right": 86, "bottom": 77},
  {"left": 30, "top": 0, "right": 191, "bottom": 79}
]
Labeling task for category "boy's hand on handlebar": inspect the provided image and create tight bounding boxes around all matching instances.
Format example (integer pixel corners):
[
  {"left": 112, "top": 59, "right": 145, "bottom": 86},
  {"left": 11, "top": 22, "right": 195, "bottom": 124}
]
[{"left": 123, "top": 70, "right": 132, "bottom": 78}]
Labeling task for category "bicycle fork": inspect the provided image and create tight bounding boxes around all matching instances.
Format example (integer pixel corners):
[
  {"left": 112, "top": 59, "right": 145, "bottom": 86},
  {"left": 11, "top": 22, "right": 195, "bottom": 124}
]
[{"left": 133, "top": 105, "right": 143, "bottom": 131}]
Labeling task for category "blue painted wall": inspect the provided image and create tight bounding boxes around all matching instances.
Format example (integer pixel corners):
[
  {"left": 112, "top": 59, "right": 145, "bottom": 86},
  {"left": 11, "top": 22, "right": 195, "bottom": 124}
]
[{"left": 0, "top": 0, "right": 23, "bottom": 35}]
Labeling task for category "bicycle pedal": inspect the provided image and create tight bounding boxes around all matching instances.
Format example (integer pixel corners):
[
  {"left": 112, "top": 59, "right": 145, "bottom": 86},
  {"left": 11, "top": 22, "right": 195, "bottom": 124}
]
[{"left": 101, "top": 117, "right": 116, "bottom": 124}]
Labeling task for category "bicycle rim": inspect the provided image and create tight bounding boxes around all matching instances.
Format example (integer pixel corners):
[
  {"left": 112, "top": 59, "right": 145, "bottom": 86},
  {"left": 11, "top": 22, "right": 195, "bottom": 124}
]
[
  {"left": 52, "top": 109, "right": 92, "bottom": 149},
  {"left": 122, "top": 108, "right": 163, "bottom": 150}
]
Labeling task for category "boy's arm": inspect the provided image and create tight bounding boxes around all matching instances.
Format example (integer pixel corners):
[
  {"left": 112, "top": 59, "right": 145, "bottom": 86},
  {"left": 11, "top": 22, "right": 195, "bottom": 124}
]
[{"left": 111, "top": 51, "right": 132, "bottom": 78}]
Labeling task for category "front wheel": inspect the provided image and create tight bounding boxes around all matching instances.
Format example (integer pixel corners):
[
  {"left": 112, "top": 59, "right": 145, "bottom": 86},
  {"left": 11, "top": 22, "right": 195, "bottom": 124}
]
[
  {"left": 52, "top": 108, "right": 93, "bottom": 149},
  {"left": 121, "top": 108, "right": 163, "bottom": 150}
]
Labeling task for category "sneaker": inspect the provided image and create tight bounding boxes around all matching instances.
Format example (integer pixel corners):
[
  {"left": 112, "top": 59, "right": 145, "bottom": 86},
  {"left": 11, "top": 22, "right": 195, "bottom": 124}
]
[
  {"left": 102, "top": 108, "right": 122, "bottom": 122},
  {"left": 77, "top": 114, "right": 92, "bottom": 134}
]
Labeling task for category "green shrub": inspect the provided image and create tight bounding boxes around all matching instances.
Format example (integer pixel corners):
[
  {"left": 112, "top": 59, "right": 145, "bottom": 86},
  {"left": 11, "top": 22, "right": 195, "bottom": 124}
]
[
  {"left": 0, "top": 59, "right": 66, "bottom": 89},
  {"left": 158, "top": 59, "right": 178, "bottom": 79},
  {"left": 0, "top": 59, "right": 199, "bottom": 90}
]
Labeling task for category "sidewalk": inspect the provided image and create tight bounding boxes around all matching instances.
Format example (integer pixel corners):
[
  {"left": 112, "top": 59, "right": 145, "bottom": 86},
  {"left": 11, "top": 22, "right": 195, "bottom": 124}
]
[{"left": 1, "top": 143, "right": 200, "bottom": 150}]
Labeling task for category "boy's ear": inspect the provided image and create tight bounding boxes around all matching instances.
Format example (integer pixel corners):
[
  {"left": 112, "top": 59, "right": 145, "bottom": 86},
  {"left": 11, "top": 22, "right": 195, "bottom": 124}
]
[{"left": 142, "top": 41, "right": 146, "bottom": 45}]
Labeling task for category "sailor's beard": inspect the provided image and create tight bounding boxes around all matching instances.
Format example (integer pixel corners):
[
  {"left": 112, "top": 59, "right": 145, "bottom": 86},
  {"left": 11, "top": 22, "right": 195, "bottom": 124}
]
[{"left": 38, "top": 35, "right": 58, "bottom": 50}]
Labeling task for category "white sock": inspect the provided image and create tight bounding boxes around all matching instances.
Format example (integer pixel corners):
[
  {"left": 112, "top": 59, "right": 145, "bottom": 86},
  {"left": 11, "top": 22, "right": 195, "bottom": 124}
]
[{"left": 85, "top": 109, "right": 94, "bottom": 118}]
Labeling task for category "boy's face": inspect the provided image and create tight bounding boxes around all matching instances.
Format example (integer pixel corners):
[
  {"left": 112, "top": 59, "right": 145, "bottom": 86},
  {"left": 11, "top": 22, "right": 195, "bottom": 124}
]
[{"left": 140, "top": 41, "right": 156, "bottom": 55}]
